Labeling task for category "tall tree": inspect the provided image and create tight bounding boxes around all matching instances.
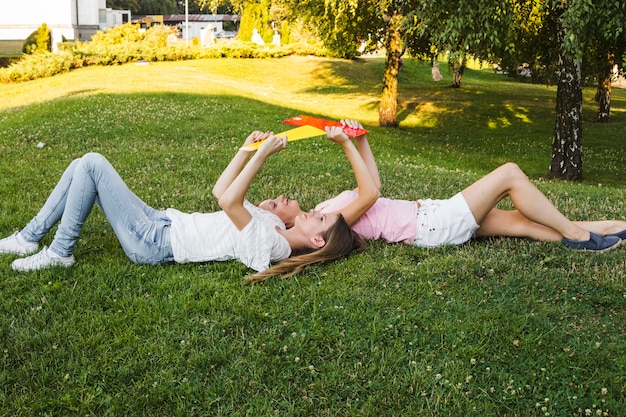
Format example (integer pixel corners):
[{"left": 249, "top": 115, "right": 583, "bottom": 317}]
[
  {"left": 284, "top": 0, "right": 379, "bottom": 58},
  {"left": 193, "top": 0, "right": 237, "bottom": 14},
  {"left": 500, "top": 0, "right": 624, "bottom": 180},
  {"left": 176, "top": 0, "right": 202, "bottom": 14},
  {"left": 138, "top": 0, "right": 177, "bottom": 14},
  {"left": 405, "top": 0, "right": 514, "bottom": 88},
  {"left": 379, "top": 5, "right": 403, "bottom": 127},
  {"left": 234, "top": 0, "right": 268, "bottom": 41},
  {"left": 547, "top": 2, "right": 584, "bottom": 181},
  {"left": 108, "top": 0, "right": 177, "bottom": 14},
  {"left": 281, "top": 0, "right": 399, "bottom": 124},
  {"left": 584, "top": 2, "right": 626, "bottom": 123},
  {"left": 543, "top": 0, "right": 626, "bottom": 180},
  {"left": 588, "top": 45, "right": 620, "bottom": 123},
  {"left": 107, "top": 0, "right": 142, "bottom": 14},
  {"left": 497, "top": 1, "right": 556, "bottom": 83}
]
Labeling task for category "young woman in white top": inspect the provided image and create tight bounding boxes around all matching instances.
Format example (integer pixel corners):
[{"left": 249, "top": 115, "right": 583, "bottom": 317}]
[
  {"left": 260, "top": 120, "right": 626, "bottom": 252},
  {"left": 0, "top": 127, "right": 379, "bottom": 282}
]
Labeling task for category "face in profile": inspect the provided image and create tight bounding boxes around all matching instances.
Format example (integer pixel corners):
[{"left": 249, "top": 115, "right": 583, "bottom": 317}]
[
  {"left": 291, "top": 209, "right": 339, "bottom": 249},
  {"left": 258, "top": 195, "right": 302, "bottom": 228}
]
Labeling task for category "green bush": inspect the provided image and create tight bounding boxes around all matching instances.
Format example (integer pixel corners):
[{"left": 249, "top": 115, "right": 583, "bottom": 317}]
[
  {"left": 142, "top": 24, "right": 176, "bottom": 48},
  {"left": 0, "top": 50, "right": 75, "bottom": 82},
  {"left": 90, "top": 23, "right": 144, "bottom": 45},
  {"left": 22, "top": 23, "right": 52, "bottom": 54},
  {"left": 1, "top": 21, "right": 327, "bottom": 83},
  {"left": 283, "top": 42, "right": 327, "bottom": 57}
]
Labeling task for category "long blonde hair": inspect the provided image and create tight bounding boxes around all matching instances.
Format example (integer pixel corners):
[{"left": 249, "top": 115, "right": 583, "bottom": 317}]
[{"left": 244, "top": 214, "right": 365, "bottom": 284}]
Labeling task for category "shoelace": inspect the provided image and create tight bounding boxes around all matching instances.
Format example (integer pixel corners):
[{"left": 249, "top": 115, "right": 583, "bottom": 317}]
[{"left": 18, "top": 250, "right": 51, "bottom": 267}]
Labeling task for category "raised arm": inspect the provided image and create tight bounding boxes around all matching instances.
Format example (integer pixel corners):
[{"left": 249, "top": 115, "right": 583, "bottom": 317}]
[
  {"left": 348, "top": 120, "right": 381, "bottom": 190},
  {"left": 325, "top": 124, "right": 380, "bottom": 226},
  {"left": 218, "top": 135, "right": 287, "bottom": 231},
  {"left": 212, "top": 131, "right": 271, "bottom": 200}
]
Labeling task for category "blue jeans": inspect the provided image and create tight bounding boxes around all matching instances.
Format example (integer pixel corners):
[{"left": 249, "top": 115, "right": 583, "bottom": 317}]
[{"left": 20, "top": 153, "right": 174, "bottom": 265}]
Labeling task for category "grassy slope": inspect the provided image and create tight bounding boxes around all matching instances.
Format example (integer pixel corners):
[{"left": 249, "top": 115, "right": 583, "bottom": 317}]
[{"left": 0, "top": 57, "right": 624, "bottom": 416}]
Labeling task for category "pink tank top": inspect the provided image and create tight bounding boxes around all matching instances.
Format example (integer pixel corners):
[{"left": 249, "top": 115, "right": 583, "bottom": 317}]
[{"left": 315, "top": 190, "right": 418, "bottom": 244}]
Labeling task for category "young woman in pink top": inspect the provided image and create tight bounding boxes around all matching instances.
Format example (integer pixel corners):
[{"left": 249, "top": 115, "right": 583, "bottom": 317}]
[{"left": 259, "top": 120, "right": 626, "bottom": 252}]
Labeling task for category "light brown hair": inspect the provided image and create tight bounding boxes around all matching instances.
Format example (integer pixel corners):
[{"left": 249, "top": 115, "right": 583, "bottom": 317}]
[{"left": 244, "top": 214, "right": 365, "bottom": 284}]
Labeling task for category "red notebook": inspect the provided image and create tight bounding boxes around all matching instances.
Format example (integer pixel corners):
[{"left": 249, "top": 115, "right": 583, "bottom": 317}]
[{"left": 283, "top": 115, "right": 369, "bottom": 138}]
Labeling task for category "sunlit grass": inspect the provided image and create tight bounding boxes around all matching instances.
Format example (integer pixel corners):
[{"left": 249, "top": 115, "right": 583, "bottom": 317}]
[{"left": 0, "top": 56, "right": 625, "bottom": 416}]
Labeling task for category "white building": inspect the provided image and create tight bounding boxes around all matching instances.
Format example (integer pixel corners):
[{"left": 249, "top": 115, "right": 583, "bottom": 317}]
[
  {"left": 161, "top": 15, "right": 239, "bottom": 42},
  {"left": 0, "top": 0, "right": 130, "bottom": 51}
]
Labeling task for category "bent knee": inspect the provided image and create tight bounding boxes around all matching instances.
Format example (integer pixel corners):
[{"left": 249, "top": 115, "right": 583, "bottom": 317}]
[
  {"left": 77, "top": 152, "right": 109, "bottom": 169},
  {"left": 80, "top": 152, "right": 106, "bottom": 163},
  {"left": 500, "top": 162, "right": 527, "bottom": 181}
]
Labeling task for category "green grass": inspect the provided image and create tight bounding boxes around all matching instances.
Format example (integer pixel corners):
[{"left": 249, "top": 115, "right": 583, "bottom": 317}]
[{"left": 0, "top": 57, "right": 625, "bottom": 416}]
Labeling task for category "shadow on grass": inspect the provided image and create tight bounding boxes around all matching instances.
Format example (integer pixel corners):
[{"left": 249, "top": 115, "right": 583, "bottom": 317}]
[
  {"left": 293, "top": 57, "right": 626, "bottom": 184},
  {"left": 1, "top": 87, "right": 626, "bottom": 416},
  {"left": 2, "top": 55, "right": 626, "bottom": 185}
]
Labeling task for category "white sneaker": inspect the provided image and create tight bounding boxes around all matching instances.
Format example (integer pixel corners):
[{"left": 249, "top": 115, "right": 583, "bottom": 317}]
[
  {"left": 12, "top": 247, "right": 75, "bottom": 272},
  {"left": 0, "top": 232, "right": 38, "bottom": 256}
]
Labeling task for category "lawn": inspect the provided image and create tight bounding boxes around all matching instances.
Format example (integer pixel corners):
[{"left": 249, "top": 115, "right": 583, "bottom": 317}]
[{"left": 0, "top": 56, "right": 625, "bottom": 416}]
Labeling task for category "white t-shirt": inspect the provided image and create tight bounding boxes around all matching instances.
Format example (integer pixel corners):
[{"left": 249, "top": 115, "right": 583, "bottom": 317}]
[{"left": 166, "top": 201, "right": 291, "bottom": 272}]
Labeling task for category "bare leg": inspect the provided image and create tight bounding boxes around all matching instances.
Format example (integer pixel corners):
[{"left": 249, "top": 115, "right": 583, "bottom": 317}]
[
  {"left": 475, "top": 209, "right": 562, "bottom": 241},
  {"left": 475, "top": 209, "right": 626, "bottom": 241},
  {"left": 461, "top": 163, "right": 590, "bottom": 241},
  {"left": 571, "top": 220, "right": 626, "bottom": 235}
]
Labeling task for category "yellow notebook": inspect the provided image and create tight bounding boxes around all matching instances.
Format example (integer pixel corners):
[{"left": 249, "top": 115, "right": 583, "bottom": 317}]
[{"left": 240, "top": 125, "right": 326, "bottom": 151}]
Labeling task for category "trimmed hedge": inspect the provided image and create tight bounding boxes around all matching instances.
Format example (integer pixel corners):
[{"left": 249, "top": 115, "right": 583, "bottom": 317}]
[
  {"left": 0, "top": 50, "right": 75, "bottom": 82},
  {"left": 0, "top": 23, "right": 326, "bottom": 84}
]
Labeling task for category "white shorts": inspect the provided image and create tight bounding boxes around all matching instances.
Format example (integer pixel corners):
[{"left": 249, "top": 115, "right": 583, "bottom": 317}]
[{"left": 412, "top": 192, "right": 479, "bottom": 248}]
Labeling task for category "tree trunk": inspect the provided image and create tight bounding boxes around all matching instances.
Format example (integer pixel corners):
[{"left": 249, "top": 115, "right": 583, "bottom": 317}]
[
  {"left": 546, "top": 28, "right": 583, "bottom": 181},
  {"left": 379, "top": 13, "right": 402, "bottom": 127},
  {"left": 595, "top": 56, "right": 613, "bottom": 123},
  {"left": 451, "top": 53, "right": 466, "bottom": 88}
]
